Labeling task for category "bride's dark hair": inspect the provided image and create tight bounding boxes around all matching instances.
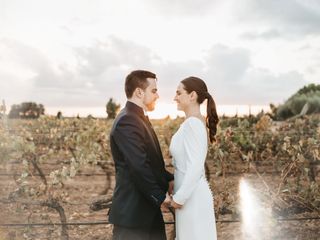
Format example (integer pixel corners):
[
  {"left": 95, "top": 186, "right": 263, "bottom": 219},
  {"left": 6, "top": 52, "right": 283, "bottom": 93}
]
[{"left": 181, "top": 76, "right": 219, "bottom": 143}]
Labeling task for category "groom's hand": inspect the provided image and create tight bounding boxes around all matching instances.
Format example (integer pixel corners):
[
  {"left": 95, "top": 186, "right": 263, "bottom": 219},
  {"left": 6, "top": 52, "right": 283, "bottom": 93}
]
[
  {"left": 161, "top": 193, "right": 172, "bottom": 210},
  {"left": 168, "top": 180, "right": 174, "bottom": 195}
]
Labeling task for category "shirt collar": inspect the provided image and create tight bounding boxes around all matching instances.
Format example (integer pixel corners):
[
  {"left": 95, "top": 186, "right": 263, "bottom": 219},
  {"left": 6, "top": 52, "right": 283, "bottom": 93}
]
[{"left": 125, "top": 101, "right": 146, "bottom": 118}]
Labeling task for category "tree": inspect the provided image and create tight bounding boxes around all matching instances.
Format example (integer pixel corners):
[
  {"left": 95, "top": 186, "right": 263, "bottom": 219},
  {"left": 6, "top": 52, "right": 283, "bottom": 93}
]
[
  {"left": 0, "top": 100, "right": 6, "bottom": 119},
  {"left": 297, "top": 83, "right": 320, "bottom": 95},
  {"left": 106, "top": 98, "right": 120, "bottom": 119},
  {"left": 8, "top": 102, "right": 45, "bottom": 119},
  {"left": 56, "top": 111, "right": 63, "bottom": 119},
  {"left": 275, "top": 83, "right": 320, "bottom": 120}
]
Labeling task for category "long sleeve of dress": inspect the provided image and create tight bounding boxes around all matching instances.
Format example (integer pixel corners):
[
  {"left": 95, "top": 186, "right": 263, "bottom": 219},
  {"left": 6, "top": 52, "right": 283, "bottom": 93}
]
[{"left": 172, "top": 117, "right": 207, "bottom": 205}]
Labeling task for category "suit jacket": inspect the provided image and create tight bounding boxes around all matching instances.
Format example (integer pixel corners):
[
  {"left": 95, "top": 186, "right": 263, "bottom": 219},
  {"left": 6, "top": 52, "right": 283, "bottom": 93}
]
[{"left": 109, "top": 101, "right": 174, "bottom": 228}]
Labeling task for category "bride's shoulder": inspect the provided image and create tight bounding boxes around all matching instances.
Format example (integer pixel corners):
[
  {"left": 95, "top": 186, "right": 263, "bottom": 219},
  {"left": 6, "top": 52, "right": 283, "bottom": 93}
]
[
  {"left": 185, "top": 116, "right": 205, "bottom": 125},
  {"left": 183, "top": 116, "right": 206, "bottom": 129},
  {"left": 181, "top": 117, "right": 208, "bottom": 141}
]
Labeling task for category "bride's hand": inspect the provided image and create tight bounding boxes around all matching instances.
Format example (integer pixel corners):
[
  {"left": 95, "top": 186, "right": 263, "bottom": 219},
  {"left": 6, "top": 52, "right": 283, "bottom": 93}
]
[
  {"left": 171, "top": 199, "right": 182, "bottom": 209},
  {"left": 168, "top": 180, "right": 174, "bottom": 195}
]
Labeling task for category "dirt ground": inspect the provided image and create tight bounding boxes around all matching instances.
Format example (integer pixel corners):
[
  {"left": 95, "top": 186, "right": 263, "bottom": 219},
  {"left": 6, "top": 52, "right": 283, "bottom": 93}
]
[{"left": 1, "top": 160, "right": 319, "bottom": 240}]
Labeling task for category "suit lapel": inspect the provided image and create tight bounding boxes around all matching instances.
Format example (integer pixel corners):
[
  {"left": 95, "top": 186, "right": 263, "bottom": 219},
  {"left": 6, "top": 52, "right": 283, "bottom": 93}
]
[
  {"left": 140, "top": 116, "right": 162, "bottom": 158},
  {"left": 124, "top": 102, "right": 163, "bottom": 159}
]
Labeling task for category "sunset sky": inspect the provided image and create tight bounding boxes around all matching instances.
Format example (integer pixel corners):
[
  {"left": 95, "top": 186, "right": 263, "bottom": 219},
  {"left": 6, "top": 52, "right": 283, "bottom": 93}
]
[{"left": 1, "top": 0, "right": 319, "bottom": 118}]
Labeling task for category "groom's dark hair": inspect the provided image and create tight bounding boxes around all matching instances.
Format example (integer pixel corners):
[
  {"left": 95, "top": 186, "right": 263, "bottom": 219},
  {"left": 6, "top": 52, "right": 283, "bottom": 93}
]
[{"left": 125, "top": 70, "right": 156, "bottom": 98}]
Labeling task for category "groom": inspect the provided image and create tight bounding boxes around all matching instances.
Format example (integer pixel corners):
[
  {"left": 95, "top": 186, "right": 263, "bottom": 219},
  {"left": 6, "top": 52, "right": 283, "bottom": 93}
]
[{"left": 109, "top": 70, "right": 174, "bottom": 240}]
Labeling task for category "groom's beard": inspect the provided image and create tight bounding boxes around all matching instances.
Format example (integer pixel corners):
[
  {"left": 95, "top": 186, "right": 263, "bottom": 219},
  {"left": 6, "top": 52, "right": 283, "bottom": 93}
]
[{"left": 145, "top": 101, "right": 156, "bottom": 111}]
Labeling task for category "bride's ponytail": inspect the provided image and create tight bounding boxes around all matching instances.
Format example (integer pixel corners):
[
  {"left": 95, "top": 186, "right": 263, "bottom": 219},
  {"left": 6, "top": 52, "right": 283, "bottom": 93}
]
[{"left": 205, "top": 92, "right": 219, "bottom": 143}]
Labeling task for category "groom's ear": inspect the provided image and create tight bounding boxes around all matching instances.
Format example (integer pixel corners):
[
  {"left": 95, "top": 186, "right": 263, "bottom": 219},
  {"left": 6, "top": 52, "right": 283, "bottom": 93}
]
[{"left": 134, "top": 87, "right": 144, "bottom": 99}]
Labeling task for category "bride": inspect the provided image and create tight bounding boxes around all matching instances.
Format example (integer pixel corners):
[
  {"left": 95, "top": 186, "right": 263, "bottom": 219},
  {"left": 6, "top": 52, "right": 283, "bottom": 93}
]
[{"left": 169, "top": 76, "right": 218, "bottom": 240}]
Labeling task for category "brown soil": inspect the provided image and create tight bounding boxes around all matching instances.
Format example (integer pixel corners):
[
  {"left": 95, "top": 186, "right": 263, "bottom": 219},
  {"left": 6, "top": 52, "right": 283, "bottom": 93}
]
[{"left": 1, "top": 160, "right": 319, "bottom": 240}]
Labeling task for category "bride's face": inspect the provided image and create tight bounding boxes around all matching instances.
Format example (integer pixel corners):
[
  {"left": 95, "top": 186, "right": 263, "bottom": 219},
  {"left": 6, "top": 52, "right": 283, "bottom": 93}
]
[{"left": 174, "top": 83, "right": 191, "bottom": 111}]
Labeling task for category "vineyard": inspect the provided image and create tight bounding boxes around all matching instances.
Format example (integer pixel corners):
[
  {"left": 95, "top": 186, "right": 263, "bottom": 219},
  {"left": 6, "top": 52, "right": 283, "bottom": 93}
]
[{"left": 0, "top": 114, "right": 320, "bottom": 239}]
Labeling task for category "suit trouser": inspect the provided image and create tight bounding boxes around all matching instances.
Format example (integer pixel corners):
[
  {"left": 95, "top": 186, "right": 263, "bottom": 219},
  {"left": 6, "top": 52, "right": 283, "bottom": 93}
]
[
  {"left": 112, "top": 224, "right": 166, "bottom": 240},
  {"left": 112, "top": 211, "right": 166, "bottom": 240}
]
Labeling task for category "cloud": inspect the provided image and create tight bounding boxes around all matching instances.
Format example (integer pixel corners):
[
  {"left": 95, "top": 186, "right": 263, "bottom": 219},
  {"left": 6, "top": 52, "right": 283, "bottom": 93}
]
[
  {"left": 157, "top": 44, "right": 305, "bottom": 105},
  {"left": 235, "top": 0, "right": 320, "bottom": 38},
  {"left": 0, "top": 38, "right": 81, "bottom": 90},
  {"left": 0, "top": 36, "right": 168, "bottom": 108},
  {"left": 0, "top": 38, "right": 106, "bottom": 108},
  {"left": 205, "top": 69, "right": 305, "bottom": 105},
  {"left": 1, "top": 38, "right": 49, "bottom": 71},
  {"left": 242, "top": 69, "right": 305, "bottom": 104},
  {"left": 0, "top": 37, "right": 308, "bottom": 113},
  {"left": 74, "top": 36, "right": 161, "bottom": 77},
  {"left": 240, "top": 29, "right": 281, "bottom": 40},
  {"left": 71, "top": 36, "right": 165, "bottom": 105},
  {"left": 199, "top": 45, "right": 305, "bottom": 105},
  {"left": 141, "top": 0, "right": 220, "bottom": 16},
  {"left": 204, "top": 44, "right": 251, "bottom": 83}
]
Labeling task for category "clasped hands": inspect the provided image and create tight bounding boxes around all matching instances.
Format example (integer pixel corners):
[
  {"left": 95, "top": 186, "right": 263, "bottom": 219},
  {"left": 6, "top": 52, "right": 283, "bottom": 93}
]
[
  {"left": 163, "top": 193, "right": 182, "bottom": 209},
  {"left": 161, "top": 180, "right": 182, "bottom": 210}
]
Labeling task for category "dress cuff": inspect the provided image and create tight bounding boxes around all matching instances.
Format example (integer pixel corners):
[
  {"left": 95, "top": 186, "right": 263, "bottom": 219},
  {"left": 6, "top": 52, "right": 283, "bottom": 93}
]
[{"left": 172, "top": 194, "right": 185, "bottom": 205}]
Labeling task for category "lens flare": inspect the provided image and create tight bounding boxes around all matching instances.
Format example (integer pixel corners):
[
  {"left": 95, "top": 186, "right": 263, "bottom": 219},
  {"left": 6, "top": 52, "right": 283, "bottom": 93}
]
[{"left": 239, "top": 178, "right": 274, "bottom": 240}]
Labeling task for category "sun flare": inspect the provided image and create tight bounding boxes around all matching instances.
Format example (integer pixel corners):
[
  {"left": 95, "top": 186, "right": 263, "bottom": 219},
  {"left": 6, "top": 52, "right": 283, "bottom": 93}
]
[{"left": 239, "top": 178, "right": 274, "bottom": 240}]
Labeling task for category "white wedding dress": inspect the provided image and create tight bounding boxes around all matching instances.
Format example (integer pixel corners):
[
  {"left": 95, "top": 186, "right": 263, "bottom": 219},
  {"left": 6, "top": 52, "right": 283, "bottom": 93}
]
[{"left": 170, "top": 117, "right": 217, "bottom": 240}]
